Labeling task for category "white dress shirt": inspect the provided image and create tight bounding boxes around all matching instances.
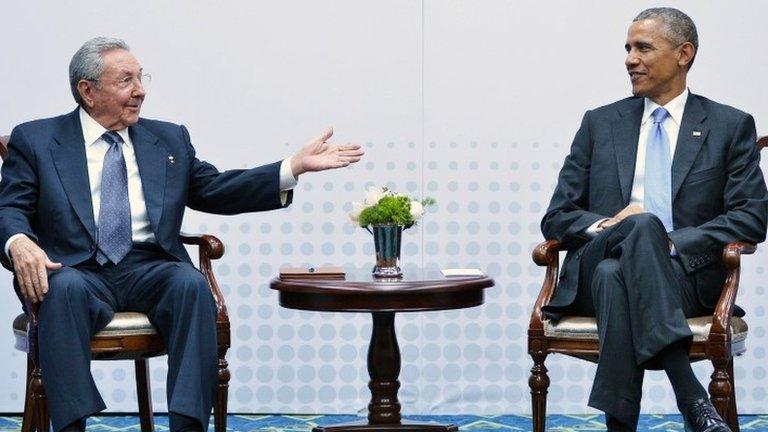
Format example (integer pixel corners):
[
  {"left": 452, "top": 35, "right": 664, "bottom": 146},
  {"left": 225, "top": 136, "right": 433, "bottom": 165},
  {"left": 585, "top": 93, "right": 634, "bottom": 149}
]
[
  {"left": 5, "top": 108, "right": 298, "bottom": 257},
  {"left": 80, "top": 108, "right": 155, "bottom": 243},
  {"left": 629, "top": 88, "right": 688, "bottom": 207},
  {"left": 586, "top": 88, "right": 689, "bottom": 236}
]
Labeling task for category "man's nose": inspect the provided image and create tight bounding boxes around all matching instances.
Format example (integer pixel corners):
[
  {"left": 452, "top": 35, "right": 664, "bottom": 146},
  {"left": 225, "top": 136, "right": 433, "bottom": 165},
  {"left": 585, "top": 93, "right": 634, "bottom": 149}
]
[
  {"left": 133, "top": 82, "right": 146, "bottom": 97},
  {"left": 625, "top": 50, "right": 639, "bottom": 68}
]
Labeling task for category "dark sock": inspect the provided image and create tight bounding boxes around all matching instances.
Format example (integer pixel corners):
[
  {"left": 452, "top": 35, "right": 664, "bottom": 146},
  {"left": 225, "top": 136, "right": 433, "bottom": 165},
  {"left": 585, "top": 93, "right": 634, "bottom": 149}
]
[{"left": 657, "top": 339, "right": 708, "bottom": 412}]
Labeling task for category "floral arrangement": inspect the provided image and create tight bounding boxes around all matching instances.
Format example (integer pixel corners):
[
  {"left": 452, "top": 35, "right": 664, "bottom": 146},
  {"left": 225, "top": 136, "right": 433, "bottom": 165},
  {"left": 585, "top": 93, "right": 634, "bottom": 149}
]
[{"left": 349, "top": 186, "right": 435, "bottom": 228}]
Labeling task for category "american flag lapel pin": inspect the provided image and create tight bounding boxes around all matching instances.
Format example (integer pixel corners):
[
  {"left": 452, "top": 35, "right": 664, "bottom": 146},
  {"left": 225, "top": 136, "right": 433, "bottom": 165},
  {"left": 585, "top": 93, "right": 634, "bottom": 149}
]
[{"left": 692, "top": 131, "right": 702, "bottom": 137}]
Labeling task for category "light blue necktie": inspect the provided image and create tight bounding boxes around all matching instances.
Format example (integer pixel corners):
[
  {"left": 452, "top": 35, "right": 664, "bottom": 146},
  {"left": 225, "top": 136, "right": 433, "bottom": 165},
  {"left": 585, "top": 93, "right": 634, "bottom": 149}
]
[
  {"left": 96, "top": 131, "right": 132, "bottom": 265},
  {"left": 644, "top": 107, "right": 673, "bottom": 232}
]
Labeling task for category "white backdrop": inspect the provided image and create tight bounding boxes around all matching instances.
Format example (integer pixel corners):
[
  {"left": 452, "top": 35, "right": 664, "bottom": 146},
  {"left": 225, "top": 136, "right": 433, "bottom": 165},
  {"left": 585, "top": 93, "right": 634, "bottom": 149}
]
[{"left": 0, "top": 0, "right": 767, "bottom": 416}]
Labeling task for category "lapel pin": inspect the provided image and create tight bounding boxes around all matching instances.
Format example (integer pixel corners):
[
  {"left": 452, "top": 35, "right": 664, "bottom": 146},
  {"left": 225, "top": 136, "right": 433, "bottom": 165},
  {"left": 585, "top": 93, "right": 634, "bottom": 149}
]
[
  {"left": 692, "top": 131, "right": 702, "bottom": 137},
  {"left": 168, "top": 155, "right": 175, "bottom": 164}
]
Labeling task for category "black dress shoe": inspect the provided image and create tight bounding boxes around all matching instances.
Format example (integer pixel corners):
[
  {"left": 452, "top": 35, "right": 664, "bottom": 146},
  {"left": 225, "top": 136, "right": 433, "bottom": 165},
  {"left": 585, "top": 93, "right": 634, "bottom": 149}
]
[
  {"left": 682, "top": 398, "right": 731, "bottom": 432},
  {"left": 60, "top": 418, "right": 86, "bottom": 432},
  {"left": 605, "top": 414, "right": 634, "bottom": 432}
]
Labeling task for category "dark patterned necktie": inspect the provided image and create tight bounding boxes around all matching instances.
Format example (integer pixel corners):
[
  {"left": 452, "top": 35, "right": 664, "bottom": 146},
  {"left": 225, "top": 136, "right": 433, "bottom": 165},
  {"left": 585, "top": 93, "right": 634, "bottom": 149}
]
[{"left": 96, "top": 131, "right": 132, "bottom": 265}]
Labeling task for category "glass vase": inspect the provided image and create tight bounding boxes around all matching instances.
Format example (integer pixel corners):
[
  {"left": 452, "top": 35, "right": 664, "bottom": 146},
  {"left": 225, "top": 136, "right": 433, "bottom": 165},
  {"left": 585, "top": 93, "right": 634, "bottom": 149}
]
[{"left": 367, "top": 224, "right": 403, "bottom": 278}]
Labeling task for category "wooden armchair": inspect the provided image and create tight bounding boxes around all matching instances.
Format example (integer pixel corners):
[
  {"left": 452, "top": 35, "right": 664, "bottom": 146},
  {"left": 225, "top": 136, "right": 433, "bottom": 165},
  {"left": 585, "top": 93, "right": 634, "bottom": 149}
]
[
  {"left": 528, "top": 136, "right": 768, "bottom": 432},
  {"left": 0, "top": 135, "right": 231, "bottom": 432}
]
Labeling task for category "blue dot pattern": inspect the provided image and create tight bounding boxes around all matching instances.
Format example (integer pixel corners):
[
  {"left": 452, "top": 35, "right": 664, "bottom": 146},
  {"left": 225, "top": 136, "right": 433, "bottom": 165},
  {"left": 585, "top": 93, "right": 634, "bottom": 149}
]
[{"left": 96, "top": 131, "right": 132, "bottom": 265}]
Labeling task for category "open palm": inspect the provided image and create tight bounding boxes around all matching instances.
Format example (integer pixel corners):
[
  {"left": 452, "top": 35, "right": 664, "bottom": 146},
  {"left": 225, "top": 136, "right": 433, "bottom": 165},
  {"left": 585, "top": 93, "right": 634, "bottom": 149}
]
[{"left": 292, "top": 127, "right": 364, "bottom": 176}]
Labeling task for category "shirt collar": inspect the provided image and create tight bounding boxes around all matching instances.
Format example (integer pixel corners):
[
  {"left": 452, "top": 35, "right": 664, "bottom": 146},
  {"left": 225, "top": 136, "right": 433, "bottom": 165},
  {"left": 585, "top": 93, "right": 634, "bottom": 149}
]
[
  {"left": 78, "top": 107, "right": 130, "bottom": 146},
  {"left": 641, "top": 88, "right": 689, "bottom": 127}
]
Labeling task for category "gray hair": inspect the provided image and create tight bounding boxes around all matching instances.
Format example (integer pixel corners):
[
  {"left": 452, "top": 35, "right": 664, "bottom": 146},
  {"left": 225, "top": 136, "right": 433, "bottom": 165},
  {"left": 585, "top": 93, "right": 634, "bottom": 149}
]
[
  {"left": 634, "top": 7, "right": 698, "bottom": 69},
  {"left": 69, "top": 37, "right": 130, "bottom": 106}
]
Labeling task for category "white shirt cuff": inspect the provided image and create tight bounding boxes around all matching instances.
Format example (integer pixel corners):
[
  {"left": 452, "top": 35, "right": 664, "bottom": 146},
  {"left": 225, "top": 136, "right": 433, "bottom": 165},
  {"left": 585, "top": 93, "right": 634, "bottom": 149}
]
[
  {"left": 279, "top": 157, "right": 298, "bottom": 206},
  {"left": 279, "top": 157, "right": 298, "bottom": 191},
  {"left": 5, "top": 233, "right": 27, "bottom": 260},
  {"left": 585, "top": 218, "right": 611, "bottom": 237}
]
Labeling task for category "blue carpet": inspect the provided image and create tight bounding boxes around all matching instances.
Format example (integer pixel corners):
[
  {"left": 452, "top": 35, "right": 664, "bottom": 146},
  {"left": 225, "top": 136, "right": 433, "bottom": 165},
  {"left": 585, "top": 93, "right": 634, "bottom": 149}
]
[{"left": 1, "top": 414, "right": 767, "bottom": 431}]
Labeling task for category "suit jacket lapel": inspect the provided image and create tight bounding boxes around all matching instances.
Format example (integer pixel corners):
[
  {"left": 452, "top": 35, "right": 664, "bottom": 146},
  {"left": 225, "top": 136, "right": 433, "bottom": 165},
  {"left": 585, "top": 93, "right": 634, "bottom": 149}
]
[
  {"left": 611, "top": 98, "right": 644, "bottom": 204},
  {"left": 51, "top": 109, "right": 97, "bottom": 241},
  {"left": 672, "top": 94, "right": 709, "bottom": 201},
  {"left": 129, "top": 123, "right": 165, "bottom": 236}
]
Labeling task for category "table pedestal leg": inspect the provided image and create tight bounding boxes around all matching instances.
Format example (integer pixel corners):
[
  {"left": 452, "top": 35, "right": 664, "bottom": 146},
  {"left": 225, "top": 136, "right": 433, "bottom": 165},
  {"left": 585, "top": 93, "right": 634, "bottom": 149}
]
[
  {"left": 313, "top": 312, "right": 458, "bottom": 432},
  {"left": 368, "top": 311, "right": 401, "bottom": 424}
]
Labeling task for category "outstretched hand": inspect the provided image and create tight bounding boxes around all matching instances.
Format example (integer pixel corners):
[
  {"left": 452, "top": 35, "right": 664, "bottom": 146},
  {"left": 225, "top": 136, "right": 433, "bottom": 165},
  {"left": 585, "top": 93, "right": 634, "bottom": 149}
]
[{"left": 290, "top": 127, "right": 364, "bottom": 177}]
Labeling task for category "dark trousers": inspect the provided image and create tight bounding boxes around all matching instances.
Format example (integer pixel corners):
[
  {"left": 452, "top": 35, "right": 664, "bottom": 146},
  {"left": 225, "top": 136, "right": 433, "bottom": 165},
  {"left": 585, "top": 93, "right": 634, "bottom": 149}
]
[
  {"left": 566, "top": 213, "right": 708, "bottom": 429},
  {"left": 32, "top": 246, "right": 218, "bottom": 432}
]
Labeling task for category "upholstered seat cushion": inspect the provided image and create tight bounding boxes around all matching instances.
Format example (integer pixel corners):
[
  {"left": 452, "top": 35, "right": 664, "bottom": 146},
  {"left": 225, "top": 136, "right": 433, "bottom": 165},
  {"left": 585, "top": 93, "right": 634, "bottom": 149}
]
[
  {"left": 544, "top": 315, "right": 748, "bottom": 343},
  {"left": 13, "top": 312, "right": 159, "bottom": 352}
]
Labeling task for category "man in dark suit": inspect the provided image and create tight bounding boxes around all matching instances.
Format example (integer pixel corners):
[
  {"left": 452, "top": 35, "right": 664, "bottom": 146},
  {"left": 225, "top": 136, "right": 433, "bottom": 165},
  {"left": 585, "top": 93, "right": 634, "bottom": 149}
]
[
  {"left": 0, "top": 37, "right": 363, "bottom": 432},
  {"left": 541, "top": 8, "right": 767, "bottom": 432}
]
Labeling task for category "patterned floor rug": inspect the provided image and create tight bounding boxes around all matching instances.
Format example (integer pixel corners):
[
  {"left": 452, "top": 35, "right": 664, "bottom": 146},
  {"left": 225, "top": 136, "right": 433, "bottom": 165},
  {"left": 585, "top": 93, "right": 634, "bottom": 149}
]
[{"left": 1, "top": 414, "right": 766, "bottom": 431}]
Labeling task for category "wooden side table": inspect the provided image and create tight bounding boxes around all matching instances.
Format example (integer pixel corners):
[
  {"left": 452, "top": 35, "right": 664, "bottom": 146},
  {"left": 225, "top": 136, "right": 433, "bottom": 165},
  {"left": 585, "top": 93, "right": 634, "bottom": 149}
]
[{"left": 271, "top": 272, "right": 494, "bottom": 432}]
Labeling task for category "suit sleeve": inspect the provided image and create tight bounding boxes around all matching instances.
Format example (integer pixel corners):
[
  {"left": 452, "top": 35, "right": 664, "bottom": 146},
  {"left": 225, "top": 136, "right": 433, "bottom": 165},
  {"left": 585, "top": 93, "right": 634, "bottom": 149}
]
[
  {"left": 180, "top": 125, "right": 293, "bottom": 214},
  {"left": 668, "top": 113, "right": 768, "bottom": 273},
  {"left": 540, "top": 110, "right": 610, "bottom": 250},
  {"left": 0, "top": 126, "right": 40, "bottom": 269}
]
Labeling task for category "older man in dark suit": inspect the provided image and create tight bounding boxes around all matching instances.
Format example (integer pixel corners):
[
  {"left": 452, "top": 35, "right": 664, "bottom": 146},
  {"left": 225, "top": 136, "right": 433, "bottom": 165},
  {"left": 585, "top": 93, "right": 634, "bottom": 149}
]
[
  {"left": 541, "top": 8, "right": 767, "bottom": 432},
  {"left": 0, "top": 37, "right": 363, "bottom": 432}
]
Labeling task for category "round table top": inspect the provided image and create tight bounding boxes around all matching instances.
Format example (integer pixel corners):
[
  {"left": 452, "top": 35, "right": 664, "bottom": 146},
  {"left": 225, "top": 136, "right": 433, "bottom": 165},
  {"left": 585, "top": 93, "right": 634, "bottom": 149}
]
[{"left": 270, "top": 270, "right": 494, "bottom": 313}]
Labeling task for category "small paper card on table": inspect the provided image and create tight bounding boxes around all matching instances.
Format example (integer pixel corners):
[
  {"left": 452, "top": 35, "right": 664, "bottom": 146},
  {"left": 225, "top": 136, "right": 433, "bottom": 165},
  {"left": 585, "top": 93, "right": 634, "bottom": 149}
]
[
  {"left": 279, "top": 266, "right": 346, "bottom": 280},
  {"left": 441, "top": 268, "right": 485, "bottom": 277}
]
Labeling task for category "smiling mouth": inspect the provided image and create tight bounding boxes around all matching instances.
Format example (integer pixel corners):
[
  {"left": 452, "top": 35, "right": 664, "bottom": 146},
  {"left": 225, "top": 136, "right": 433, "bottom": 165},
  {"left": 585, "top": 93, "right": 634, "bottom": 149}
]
[{"left": 628, "top": 71, "right": 645, "bottom": 83}]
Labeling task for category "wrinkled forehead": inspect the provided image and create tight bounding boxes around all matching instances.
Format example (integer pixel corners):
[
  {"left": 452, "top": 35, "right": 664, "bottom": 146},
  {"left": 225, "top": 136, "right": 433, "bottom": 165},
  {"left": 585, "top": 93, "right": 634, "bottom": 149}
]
[{"left": 100, "top": 48, "right": 142, "bottom": 77}]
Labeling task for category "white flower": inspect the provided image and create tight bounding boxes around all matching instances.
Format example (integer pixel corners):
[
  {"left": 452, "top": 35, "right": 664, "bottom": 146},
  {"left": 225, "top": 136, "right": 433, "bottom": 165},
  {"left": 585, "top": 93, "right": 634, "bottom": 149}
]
[
  {"left": 348, "top": 202, "right": 368, "bottom": 223},
  {"left": 364, "top": 186, "right": 386, "bottom": 205},
  {"left": 409, "top": 200, "right": 424, "bottom": 220}
]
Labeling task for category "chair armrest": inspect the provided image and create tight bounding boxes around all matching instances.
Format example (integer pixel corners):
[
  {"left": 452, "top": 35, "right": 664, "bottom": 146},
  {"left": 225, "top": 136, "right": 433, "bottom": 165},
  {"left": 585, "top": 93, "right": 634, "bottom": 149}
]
[
  {"left": 529, "top": 240, "right": 562, "bottom": 331},
  {"left": 180, "top": 233, "right": 225, "bottom": 260},
  {"left": 0, "top": 135, "right": 9, "bottom": 159},
  {"left": 22, "top": 299, "right": 41, "bottom": 359},
  {"left": 710, "top": 242, "right": 756, "bottom": 342},
  {"left": 757, "top": 136, "right": 768, "bottom": 151},
  {"left": 180, "top": 232, "right": 228, "bottom": 320}
]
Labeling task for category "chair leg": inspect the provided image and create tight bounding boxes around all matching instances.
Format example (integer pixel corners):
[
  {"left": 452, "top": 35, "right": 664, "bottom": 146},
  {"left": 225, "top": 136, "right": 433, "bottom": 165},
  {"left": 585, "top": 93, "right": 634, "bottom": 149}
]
[
  {"left": 135, "top": 359, "right": 155, "bottom": 432},
  {"left": 726, "top": 360, "right": 740, "bottom": 432},
  {"left": 708, "top": 357, "right": 731, "bottom": 423},
  {"left": 30, "top": 359, "right": 49, "bottom": 432},
  {"left": 214, "top": 355, "right": 230, "bottom": 432},
  {"left": 529, "top": 352, "right": 550, "bottom": 432},
  {"left": 21, "top": 356, "right": 34, "bottom": 432}
]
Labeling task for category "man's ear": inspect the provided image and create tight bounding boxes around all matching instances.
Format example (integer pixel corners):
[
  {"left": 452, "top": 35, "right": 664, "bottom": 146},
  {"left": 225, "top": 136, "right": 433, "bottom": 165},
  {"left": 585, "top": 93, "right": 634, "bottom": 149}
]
[
  {"left": 77, "top": 80, "right": 96, "bottom": 108},
  {"left": 678, "top": 42, "right": 696, "bottom": 68}
]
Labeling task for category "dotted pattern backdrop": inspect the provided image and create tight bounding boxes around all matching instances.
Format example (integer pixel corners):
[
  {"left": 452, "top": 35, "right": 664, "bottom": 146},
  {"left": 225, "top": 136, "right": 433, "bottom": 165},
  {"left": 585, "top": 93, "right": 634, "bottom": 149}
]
[
  {"left": 1, "top": 0, "right": 767, "bottom": 417},
  {"left": 75, "top": 140, "right": 766, "bottom": 416}
]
